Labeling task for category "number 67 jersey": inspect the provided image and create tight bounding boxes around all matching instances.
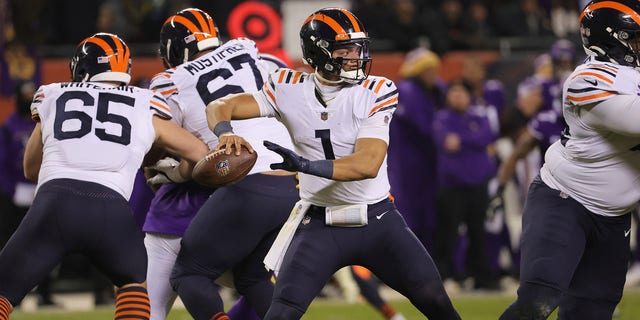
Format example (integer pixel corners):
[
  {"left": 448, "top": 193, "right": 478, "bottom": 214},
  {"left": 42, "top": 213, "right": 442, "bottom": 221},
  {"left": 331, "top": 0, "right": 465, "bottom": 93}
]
[
  {"left": 31, "top": 82, "right": 172, "bottom": 200},
  {"left": 149, "top": 37, "right": 293, "bottom": 174}
]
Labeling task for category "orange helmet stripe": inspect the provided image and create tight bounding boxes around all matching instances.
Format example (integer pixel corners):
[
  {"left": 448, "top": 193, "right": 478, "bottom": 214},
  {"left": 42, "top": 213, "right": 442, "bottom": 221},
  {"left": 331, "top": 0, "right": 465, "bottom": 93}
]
[
  {"left": 85, "top": 37, "right": 113, "bottom": 55},
  {"left": 303, "top": 14, "right": 348, "bottom": 40},
  {"left": 170, "top": 15, "right": 208, "bottom": 41},
  {"left": 111, "top": 35, "right": 129, "bottom": 72},
  {"left": 198, "top": 10, "right": 217, "bottom": 37},
  {"left": 580, "top": 1, "right": 640, "bottom": 25},
  {"left": 191, "top": 9, "right": 212, "bottom": 35},
  {"left": 338, "top": 8, "right": 361, "bottom": 33},
  {"left": 85, "top": 35, "right": 129, "bottom": 73}
]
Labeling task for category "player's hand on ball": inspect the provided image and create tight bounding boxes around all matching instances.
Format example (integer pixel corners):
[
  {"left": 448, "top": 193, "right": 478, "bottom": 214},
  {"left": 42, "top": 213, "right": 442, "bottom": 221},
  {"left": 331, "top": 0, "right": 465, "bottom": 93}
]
[
  {"left": 215, "top": 134, "right": 254, "bottom": 156},
  {"left": 192, "top": 146, "right": 257, "bottom": 187}
]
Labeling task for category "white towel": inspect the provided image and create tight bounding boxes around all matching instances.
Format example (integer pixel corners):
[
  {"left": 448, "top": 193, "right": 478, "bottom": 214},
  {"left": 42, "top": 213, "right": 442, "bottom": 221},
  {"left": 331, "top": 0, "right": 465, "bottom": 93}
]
[{"left": 263, "top": 200, "right": 311, "bottom": 275}]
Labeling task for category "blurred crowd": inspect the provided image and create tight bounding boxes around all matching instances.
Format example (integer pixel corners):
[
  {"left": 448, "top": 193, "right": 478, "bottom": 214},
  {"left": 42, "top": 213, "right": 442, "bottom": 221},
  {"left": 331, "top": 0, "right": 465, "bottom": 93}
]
[
  {"left": 353, "top": 0, "right": 586, "bottom": 52},
  {"left": 1, "top": 0, "right": 587, "bottom": 49},
  {"left": 1, "top": 0, "right": 289, "bottom": 47}
]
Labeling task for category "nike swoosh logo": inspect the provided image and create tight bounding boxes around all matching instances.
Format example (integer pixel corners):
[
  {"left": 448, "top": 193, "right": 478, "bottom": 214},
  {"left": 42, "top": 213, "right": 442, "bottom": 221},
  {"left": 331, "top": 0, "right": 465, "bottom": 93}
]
[
  {"left": 584, "top": 78, "right": 598, "bottom": 86},
  {"left": 385, "top": 82, "right": 393, "bottom": 87},
  {"left": 376, "top": 211, "right": 389, "bottom": 220},
  {"left": 625, "top": 229, "right": 631, "bottom": 237}
]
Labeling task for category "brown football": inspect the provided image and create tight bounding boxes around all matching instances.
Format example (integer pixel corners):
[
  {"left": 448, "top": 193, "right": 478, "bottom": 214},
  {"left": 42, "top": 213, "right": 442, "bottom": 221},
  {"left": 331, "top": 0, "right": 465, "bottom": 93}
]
[{"left": 192, "top": 146, "right": 257, "bottom": 188}]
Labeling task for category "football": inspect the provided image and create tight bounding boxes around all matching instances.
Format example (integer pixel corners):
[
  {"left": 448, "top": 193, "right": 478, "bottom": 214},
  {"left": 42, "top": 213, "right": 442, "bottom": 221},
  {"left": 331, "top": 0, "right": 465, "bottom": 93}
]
[{"left": 192, "top": 146, "right": 257, "bottom": 188}]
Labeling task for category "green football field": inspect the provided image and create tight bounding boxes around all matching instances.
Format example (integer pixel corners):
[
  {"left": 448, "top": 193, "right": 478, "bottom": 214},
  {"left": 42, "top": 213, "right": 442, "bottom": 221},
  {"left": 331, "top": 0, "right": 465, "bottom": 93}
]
[{"left": 9, "top": 288, "right": 640, "bottom": 320}]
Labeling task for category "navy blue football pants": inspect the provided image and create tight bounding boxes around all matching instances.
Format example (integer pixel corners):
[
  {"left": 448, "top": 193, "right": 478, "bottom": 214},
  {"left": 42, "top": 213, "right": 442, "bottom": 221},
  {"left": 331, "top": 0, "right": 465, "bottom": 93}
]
[
  {"left": 171, "top": 174, "right": 299, "bottom": 319},
  {"left": 0, "top": 179, "right": 147, "bottom": 306},
  {"left": 500, "top": 177, "right": 631, "bottom": 320},
  {"left": 264, "top": 199, "right": 460, "bottom": 320}
]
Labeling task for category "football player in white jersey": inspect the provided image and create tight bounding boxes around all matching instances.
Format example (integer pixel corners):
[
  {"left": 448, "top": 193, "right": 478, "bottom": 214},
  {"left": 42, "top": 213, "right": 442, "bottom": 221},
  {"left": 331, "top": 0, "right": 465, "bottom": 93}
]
[
  {"left": 500, "top": 1, "right": 640, "bottom": 319},
  {"left": 0, "top": 33, "right": 208, "bottom": 320},
  {"left": 206, "top": 7, "right": 461, "bottom": 320},
  {"left": 143, "top": 8, "right": 299, "bottom": 320}
]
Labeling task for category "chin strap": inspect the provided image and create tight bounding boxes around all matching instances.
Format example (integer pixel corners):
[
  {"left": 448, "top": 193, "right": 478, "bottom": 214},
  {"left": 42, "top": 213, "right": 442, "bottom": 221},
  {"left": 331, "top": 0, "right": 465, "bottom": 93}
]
[{"left": 314, "top": 69, "right": 344, "bottom": 85}]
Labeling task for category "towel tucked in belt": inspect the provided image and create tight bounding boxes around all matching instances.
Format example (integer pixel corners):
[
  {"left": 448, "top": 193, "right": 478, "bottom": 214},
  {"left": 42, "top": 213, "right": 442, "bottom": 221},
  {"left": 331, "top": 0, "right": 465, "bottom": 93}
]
[{"left": 263, "top": 200, "right": 311, "bottom": 275}]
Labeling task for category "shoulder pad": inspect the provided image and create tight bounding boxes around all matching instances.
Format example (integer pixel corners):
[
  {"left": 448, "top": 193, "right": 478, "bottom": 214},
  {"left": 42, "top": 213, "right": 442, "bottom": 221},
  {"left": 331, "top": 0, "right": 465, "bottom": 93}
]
[
  {"left": 149, "top": 90, "right": 172, "bottom": 119},
  {"left": 273, "top": 68, "right": 306, "bottom": 85},
  {"left": 30, "top": 85, "right": 48, "bottom": 122},
  {"left": 150, "top": 71, "right": 178, "bottom": 98},
  {"left": 362, "top": 77, "right": 398, "bottom": 117},
  {"left": 565, "top": 63, "right": 618, "bottom": 106}
]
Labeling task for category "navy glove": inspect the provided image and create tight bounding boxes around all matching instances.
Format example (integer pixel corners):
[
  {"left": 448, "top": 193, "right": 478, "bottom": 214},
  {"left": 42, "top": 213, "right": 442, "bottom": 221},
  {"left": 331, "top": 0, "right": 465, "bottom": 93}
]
[
  {"left": 263, "top": 140, "right": 310, "bottom": 172},
  {"left": 263, "top": 140, "right": 333, "bottom": 179}
]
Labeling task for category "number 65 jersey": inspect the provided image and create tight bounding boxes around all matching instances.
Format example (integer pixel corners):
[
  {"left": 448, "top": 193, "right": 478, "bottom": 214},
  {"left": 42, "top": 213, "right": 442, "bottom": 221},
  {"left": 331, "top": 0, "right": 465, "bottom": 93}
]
[{"left": 31, "top": 82, "right": 172, "bottom": 200}]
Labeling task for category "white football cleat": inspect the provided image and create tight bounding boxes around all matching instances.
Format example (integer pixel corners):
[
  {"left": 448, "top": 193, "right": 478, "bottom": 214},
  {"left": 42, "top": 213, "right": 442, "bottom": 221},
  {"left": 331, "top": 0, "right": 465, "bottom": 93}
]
[
  {"left": 625, "top": 262, "right": 640, "bottom": 287},
  {"left": 390, "top": 313, "right": 407, "bottom": 320}
]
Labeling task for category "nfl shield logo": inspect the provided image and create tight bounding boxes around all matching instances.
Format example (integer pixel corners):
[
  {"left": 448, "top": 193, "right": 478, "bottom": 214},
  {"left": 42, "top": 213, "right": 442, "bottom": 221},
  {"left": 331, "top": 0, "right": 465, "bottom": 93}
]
[
  {"left": 216, "top": 160, "right": 231, "bottom": 177},
  {"left": 321, "top": 112, "right": 328, "bottom": 121}
]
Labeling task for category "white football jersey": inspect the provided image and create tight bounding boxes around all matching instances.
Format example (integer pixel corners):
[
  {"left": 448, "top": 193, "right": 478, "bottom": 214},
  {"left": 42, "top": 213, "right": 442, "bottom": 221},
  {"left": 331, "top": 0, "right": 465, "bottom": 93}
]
[
  {"left": 541, "top": 56, "right": 640, "bottom": 216},
  {"left": 31, "top": 82, "right": 172, "bottom": 200},
  {"left": 254, "top": 70, "right": 397, "bottom": 206},
  {"left": 150, "top": 38, "right": 293, "bottom": 174}
]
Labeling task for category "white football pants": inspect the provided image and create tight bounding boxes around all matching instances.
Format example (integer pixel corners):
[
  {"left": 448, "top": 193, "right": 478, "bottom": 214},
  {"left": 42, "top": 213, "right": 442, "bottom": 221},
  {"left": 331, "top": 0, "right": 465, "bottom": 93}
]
[{"left": 144, "top": 233, "right": 182, "bottom": 320}]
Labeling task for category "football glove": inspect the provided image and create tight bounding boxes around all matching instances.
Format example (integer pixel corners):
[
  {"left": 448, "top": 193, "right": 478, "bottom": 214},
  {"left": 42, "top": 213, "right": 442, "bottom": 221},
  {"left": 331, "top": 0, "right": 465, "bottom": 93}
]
[
  {"left": 263, "top": 140, "right": 333, "bottom": 179},
  {"left": 146, "top": 157, "right": 188, "bottom": 184}
]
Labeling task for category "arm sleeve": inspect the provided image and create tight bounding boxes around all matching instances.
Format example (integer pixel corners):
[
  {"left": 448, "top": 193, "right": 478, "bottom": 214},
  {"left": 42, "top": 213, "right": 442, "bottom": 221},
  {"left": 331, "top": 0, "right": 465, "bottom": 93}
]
[
  {"left": 254, "top": 73, "right": 280, "bottom": 118},
  {"left": 360, "top": 78, "right": 398, "bottom": 143},
  {"left": 165, "top": 97, "right": 183, "bottom": 126},
  {"left": 149, "top": 92, "right": 172, "bottom": 120},
  {"left": 358, "top": 109, "right": 393, "bottom": 143},
  {"left": 579, "top": 94, "right": 640, "bottom": 136},
  {"left": 30, "top": 85, "right": 46, "bottom": 122}
]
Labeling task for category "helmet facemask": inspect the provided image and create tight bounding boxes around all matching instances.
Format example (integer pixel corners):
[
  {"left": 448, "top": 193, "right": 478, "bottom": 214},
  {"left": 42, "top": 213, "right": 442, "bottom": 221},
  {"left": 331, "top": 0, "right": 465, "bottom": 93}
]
[
  {"left": 611, "top": 28, "right": 640, "bottom": 67},
  {"left": 580, "top": 0, "right": 640, "bottom": 70},
  {"left": 310, "top": 37, "right": 372, "bottom": 84},
  {"left": 330, "top": 41, "right": 372, "bottom": 84}
]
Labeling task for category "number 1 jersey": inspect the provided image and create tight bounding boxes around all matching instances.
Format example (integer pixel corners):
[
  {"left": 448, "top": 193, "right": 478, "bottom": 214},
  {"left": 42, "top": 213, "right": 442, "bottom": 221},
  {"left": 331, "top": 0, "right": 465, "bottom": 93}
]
[{"left": 254, "top": 70, "right": 398, "bottom": 206}]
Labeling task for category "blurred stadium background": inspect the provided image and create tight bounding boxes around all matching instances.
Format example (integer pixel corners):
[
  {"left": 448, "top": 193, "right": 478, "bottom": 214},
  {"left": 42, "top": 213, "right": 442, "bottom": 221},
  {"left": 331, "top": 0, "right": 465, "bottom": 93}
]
[{"left": 2, "top": 0, "right": 640, "bottom": 318}]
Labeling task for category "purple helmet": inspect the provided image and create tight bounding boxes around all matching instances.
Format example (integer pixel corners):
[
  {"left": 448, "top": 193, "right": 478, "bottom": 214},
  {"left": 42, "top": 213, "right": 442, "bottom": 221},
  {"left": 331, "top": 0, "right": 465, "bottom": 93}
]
[{"left": 550, "top": 39, "right": 577, "bottom": 62}]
